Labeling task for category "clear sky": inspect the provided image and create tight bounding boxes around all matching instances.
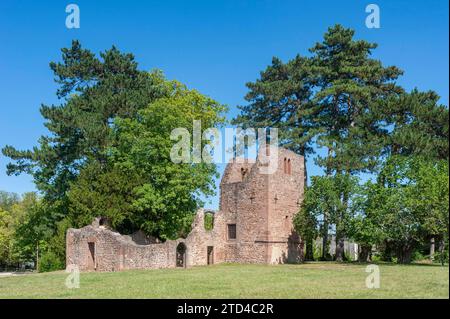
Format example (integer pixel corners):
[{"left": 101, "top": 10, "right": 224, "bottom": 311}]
[{"left": 0, "top": 0, "right": 448, "bottom": 209}]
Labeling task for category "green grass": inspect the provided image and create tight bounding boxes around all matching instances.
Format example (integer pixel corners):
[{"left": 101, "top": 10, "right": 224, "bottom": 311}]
[{"left": 0, "top": 262, "right": 448, "bottom": 299}]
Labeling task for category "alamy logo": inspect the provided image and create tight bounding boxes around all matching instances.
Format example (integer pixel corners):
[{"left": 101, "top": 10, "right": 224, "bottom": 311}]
[
  {"left": 170, "top": 122, "right": 279, "bottom": 174},
  {"left": 365, "top": 264, "right": 380, "bottom": 289},
  {"left": 365, "top": 4, "right": 380, "bottom": 29},
  {"left": 65, "top": 264, "right": 80, "bottom": 289},
  {"left": 66, "top": 4, "right": 80, "bottom": 29}
]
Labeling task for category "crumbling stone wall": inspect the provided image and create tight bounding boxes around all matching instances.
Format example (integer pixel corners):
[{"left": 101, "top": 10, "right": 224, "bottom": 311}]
[
  {"left": 66, "top": 147, "right": 305, "bottom": 271},
  {"left": 66, "top": 225, "right": 182, "bottom": 271}
]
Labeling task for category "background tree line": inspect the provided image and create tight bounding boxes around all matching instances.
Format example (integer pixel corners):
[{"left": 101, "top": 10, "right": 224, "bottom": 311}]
[{"left": 234, "top": 24, "right": 449, "bottom": 264}]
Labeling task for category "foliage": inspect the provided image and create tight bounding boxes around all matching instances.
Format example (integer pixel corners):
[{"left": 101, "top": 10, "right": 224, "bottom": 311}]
[
  {"left": 0, "top": 191, "right": 71, "bottom": 271},
  {"left": 435, "top": 248, "right": 449, "bottom": 266},
  {"left": 204, "top": 213, "right": 214, "bottom": 231},
  {"left": 13, "top": 195, "right": 54, "bottom": 269},
  {"left": 296, "top": 173, "right": 360, "bottom": 260},
  {"left": 2, "top": 41, "right": 187, "bottom": 230},
  {"left": 68, "top": 83, "right": 226, "bottom": 239},
  {"left": 363, "top": 156, "right": 449, "bottom": 263},
  {"left": 293, "top": 203, "right": 318, "bottom": 260},
  {"left": 233, "top": 55, "right": 316, "bottom": 159},
  {"left": 312, "top": 242, "right": 322, "bottom": 261},
  {"left": 3, "top": 42, "right": 171, "bottom": 202},
  {"left": 38, "top": 250, "right": 64, "bottom": 273},
  {"left": 47, "top": 218, "right": 73, "bottom": 266},
  {"left": 308, "top": 25, "right": 404, "bottom": 174},
  {"left": 0, "top": 192, "right": 40, "bottom": 267},
  {"left": 0, "top": 191, "right": 20, "bottom": 211},
  {"left": 0, "top": 209, "right": 14, "bottom": 265},
  {"left": 381, "top": 89, "right": 449, "bottom": 160}
]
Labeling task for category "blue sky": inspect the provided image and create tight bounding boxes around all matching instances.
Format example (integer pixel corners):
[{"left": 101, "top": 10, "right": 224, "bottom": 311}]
[{"left": 0, "top": 0, "right": 448, "bottom": 209}]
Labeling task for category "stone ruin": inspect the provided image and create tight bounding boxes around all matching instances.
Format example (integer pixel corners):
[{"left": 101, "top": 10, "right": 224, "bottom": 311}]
[{"left": 66, "top": 147, "right": 305, "bottom": 271}]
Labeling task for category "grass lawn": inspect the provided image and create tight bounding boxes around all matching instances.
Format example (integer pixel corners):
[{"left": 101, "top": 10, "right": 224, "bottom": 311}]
[{"left": 0, "top": 262, "right": 448, "bottom": 299}]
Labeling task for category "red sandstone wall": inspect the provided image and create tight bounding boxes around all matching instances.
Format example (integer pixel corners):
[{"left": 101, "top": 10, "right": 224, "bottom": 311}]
[
  {"left": 66, "top": 226, "right": 183, "bottom": 271},
  {"left": 214, "top": 147, "right": 305, "bottom": 265}
]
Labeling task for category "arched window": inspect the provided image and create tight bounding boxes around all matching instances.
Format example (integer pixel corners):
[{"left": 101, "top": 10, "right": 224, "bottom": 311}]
[
  {"left": 204, "top": 211, "right": 214, "bottom": 231},
  {"left": 283, "top": 158, "right": 287, "bottom": 173},
  {"left": 287, "top": 159, "right": 291, "bottom": 175}
]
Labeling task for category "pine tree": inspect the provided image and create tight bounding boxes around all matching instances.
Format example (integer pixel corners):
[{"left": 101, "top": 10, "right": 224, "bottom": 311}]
[
  {"left": 233, "top": 55, "right": 317, "bottom": 185},
  {"left": 235, "top": 25, "right": 405, "bottom": 261}
]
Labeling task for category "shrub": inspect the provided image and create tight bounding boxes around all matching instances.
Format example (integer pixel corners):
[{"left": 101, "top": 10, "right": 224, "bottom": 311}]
[
  {"left": 39, "top": 250, "right": 64, "bottom": 272},
  {"left": 204, "top": 212, "right": 214, "bottom": 231},
  {"left": 412, "top": 250, "right": 426, "bottom": 262},
  {"left": 312, "top": 242, "right": 322, "bottom": 261},
  {"left": 434, "top": 250, "right": 449, "bottom": 265},
  {"left": 371, "top": 253, "right": 382, "bottom": 262}
]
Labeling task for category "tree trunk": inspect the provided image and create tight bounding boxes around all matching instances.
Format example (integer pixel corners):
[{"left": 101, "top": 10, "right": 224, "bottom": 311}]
[
  {"left": 321, "top": 147, "right": 332, "bottom": 261},
  {"left": 298, "top": 145, "right": 308, "bottom": 187},
  {"left": 321, "top": 224, "right": 328, "bottom": 260},
  {"left": 381, "top": 240, "right": 393, "bottom": 262},
  {"left": 439, "top": 239, "right": 445, "bottom": 266},
  {"left": 396, "top": 242, "right": 413, "bottom": 264},
  {"left": 358, "top": 244, "right": 372, "bottom": 262},
  {"left": 36, "top": 242, "right": 39, "bottom": 272},
  {"left": 299, "top": 239, "right": 305, "bottom": 262},
  {"left": 430, "top": 237, "right": 435, "bottom": 261},
  {"left": 335, "top": 236, "right": 345, "bottom": 262},
  {"left": 303, "top": 155, "right": 308, "bottom": 190},
  {"left": 336, "top": 173, "right": 350, "bottom": 263},
  {"left": 305, "top": 238, "right": 314, "bottom": 261}
]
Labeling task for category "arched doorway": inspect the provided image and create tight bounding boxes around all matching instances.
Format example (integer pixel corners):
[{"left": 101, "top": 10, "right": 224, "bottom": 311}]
[{"left": 176, "top": 243, "right": 187, "bottom": 268}]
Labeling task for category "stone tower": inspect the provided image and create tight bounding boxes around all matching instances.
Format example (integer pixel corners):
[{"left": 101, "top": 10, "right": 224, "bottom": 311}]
[{"left": 215, "top": 146, "right": 305, "bottom": 264}]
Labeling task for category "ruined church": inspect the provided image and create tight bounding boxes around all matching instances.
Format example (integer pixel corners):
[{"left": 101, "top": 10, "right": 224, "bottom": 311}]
[{"left": 66, "top": 147, "right": 305, "bottom": 271}]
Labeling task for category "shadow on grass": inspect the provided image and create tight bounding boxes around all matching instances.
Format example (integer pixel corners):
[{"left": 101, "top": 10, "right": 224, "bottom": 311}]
[{"left": 299, "top": 260, "right": 448, "bottom": 267}]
